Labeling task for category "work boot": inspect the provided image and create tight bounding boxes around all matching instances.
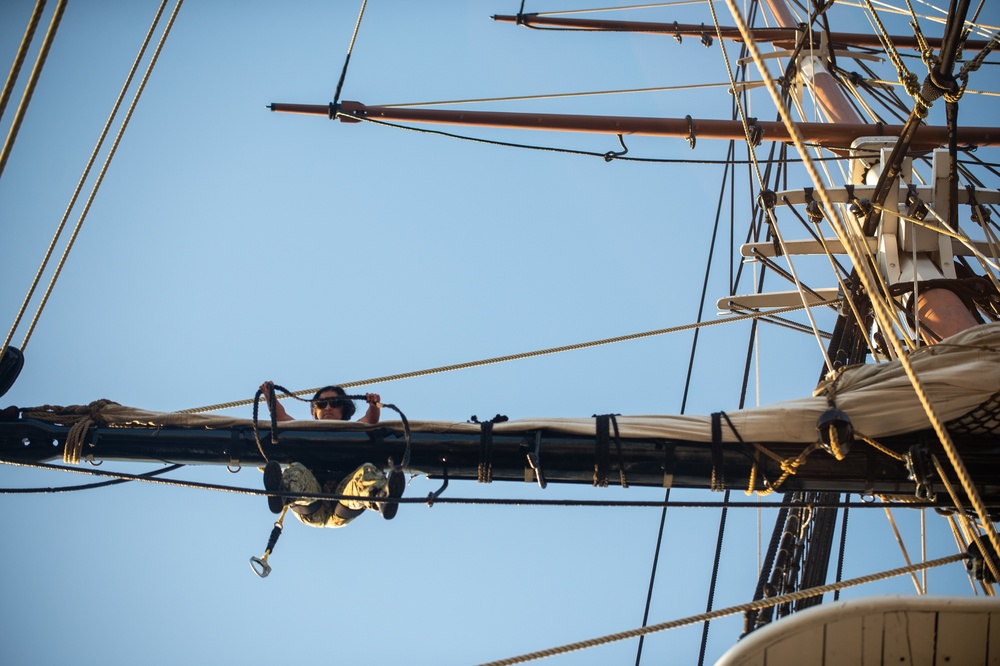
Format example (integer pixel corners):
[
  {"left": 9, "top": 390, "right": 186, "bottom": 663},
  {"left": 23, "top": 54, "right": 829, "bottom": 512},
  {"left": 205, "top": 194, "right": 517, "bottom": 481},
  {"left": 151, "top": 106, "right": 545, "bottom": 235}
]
[
  {"left": 263, "top": 461, "right": 284, "bottom": 514},
  {"left": 380, "top": 468, "right": 405, "bottom": 520}
]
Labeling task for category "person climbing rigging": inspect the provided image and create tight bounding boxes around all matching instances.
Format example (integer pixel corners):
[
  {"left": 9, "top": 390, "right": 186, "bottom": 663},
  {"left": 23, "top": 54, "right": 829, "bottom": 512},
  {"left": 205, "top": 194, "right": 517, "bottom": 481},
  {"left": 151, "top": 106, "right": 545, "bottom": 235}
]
[{"left": 259, "top": 381, "right": 405, "bottom": 526}]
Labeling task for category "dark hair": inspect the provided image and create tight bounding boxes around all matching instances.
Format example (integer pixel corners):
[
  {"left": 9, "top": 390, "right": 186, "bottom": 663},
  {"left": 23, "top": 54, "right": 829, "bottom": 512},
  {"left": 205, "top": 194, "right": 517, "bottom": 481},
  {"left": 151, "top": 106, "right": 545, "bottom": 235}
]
[{"left": 311, "top": 385, "right": 356, "bottom": 420}]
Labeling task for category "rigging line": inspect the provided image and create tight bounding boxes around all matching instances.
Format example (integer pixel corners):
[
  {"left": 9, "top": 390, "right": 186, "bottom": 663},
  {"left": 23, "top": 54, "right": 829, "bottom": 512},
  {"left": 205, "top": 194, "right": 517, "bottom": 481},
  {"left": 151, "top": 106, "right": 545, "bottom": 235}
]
[
  {"left": 882, "top": 501, "right": 925, "bottom": 594},
  {"left": 377, "top": 82, "right": 736, "bottom": 108},
  {"left": 331, "top": 0, "right": 368, "bottom": 108},
  {"left": 730, "top": 0, "right": 1000, "bottom": 581},
  {"left": 0, "top": 463, "right": 183, "bottom": 493},
  {"left": 336, "top": 109, "right": 877, "bottom": 164},
  {"left": 930, "top": 452, "right": 1000, "bottom": 586},
  {"left": 334, "top": 111, "right": 819, "bottom": 165},
  {"left": 1, "top": 0, "right": 171, "bottom": 363},
  {"left": 864, "top": 78, "right": 1000, "bottom": 97},
  {"left": 0, "top": 0, "right": 65, "bottom": 181},
  {"left": 697, "top": 490, "right": 731, "bottom": 666},
  {"left": 531, "top": 0, "right": 714, "bottom": 16},
  {"left": 873, "top": 202, "right": 1000, "bottom": 272},
  {"left": 15, "top": 0, "right": 184, "bottom": 354},
  {"left": 708, "top": 1, "right": 836, "bottom": 371},
  {"left": 632, "top": 487, "right": 670, "bottom": 666},
  {"left": 476, "top": 554, "right": 969, "bottom": 666},
  {"left": 0, "top": 0, "right": 46, "bottom": 124},
  {"left": 181, "top": 301, "right": 834, "bottom": 414},
  {"left": 0, "top": 459, "right": 957, "bottom": 510}
]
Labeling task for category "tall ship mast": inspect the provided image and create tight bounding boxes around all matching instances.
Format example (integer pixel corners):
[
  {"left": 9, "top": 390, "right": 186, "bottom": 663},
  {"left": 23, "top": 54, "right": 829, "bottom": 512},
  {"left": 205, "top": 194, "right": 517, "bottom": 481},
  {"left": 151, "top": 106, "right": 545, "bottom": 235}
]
[{"left": 1, "top": 1, "right": 998, "bottom": 664}]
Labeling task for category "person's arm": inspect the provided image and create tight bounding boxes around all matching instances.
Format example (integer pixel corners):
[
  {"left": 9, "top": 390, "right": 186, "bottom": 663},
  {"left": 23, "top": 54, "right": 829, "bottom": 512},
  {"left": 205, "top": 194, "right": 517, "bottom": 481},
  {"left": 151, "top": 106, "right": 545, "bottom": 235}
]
[
  {"left": 260, "top": 381, "right": 294, "bottom": 422},
  {"left": 358, "top": 393, "right": 381, "bottom": 424}
]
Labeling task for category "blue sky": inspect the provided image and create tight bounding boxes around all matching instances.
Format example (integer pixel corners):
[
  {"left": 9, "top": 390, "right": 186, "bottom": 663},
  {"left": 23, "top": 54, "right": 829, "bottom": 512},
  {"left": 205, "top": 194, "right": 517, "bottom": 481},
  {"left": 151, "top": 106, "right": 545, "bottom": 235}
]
[{"left": 1, "top": 1, "right": 997, "bottom": 665}]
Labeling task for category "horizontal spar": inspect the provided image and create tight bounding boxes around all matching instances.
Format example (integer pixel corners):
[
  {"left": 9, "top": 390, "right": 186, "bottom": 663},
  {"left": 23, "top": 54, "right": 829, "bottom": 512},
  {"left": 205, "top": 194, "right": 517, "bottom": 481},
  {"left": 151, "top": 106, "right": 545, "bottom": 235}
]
[
  {"left": 269, "top": 102, "right": 1000, "bottom": 148},
  {"left": 490, "top": 15, "right": 994, "bottom": 51},
  {"left": 3, "top": 418, "right": 998, "bottom": 500}
]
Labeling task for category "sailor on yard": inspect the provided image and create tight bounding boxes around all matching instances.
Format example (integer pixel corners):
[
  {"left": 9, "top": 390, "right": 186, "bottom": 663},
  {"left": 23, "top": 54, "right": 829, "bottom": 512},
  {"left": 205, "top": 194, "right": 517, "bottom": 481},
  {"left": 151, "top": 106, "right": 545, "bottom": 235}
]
[{"left": 259, "top": 382, "right": 405, "bottom": 527}]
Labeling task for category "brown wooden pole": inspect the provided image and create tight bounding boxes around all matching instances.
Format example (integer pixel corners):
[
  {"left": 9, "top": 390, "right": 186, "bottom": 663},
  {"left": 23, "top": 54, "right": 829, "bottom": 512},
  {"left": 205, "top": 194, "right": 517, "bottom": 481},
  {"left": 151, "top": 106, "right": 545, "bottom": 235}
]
[
  {"left": 268, "top": 101, "right": 1000, "bottom": 148},
  {"left": 490, "top": 14, "right": 991, "bottom": 51}
]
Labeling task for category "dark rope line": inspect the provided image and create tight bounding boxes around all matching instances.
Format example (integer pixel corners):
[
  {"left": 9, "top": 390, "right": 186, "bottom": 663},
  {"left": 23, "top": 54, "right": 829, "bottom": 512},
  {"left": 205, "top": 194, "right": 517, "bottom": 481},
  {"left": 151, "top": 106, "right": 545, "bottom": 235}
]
[
  {"left": 833, "top": 492, "right": 851, "bottom": 601},
  {"left": 698, "top": 490, "right": 731, "bottom": 666},
  {"left": 335, "top": 112, "right": 858, "bottom": 165},
  {"left": 0, "top": 463, "right": 183, "bottom": 493},
  {"left": 0, "top": 457, "right": 942, "bottom": 509},
  {"left": 632, "top": 487, "right": 670, "bottom": 666}
]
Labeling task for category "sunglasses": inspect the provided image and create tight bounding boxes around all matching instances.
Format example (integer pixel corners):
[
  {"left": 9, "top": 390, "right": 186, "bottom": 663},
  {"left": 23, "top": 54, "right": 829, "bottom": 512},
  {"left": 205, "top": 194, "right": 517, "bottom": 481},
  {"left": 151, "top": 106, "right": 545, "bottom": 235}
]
[{"left": 313, "top": 399, "right": 345, "bottom": 410}]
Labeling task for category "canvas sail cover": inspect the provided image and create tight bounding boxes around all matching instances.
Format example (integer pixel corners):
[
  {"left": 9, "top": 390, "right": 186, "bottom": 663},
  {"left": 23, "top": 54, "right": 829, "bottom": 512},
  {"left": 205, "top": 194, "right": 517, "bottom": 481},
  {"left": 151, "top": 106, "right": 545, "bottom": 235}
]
[{"left": 77, "top": 322, "right": 1000, "bottom": 445}]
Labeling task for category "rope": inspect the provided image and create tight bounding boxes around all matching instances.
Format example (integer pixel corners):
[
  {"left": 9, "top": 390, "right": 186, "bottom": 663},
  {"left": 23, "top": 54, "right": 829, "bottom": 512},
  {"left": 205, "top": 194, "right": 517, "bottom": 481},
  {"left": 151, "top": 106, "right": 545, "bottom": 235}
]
[
  {"left": 330, "top": 0, "right": 368, "bottom": 110},
  {"left": 726, "top": 0, "right": 1000, "bottom": 573},
  {"left": 332, "top": 110, "right": 855, "bottom": 165},
  {"left": 0, "top": 458, "right": 954, "bottom": 510},
  {"left": 697, "top": 490, "right": 730, "bottom": 666},
  {"left": 632, "top": 487, "right": 670, "bottom": 666},
  {"left": 0, "top": 0, "right": 46, "bottom": 123},
  {"left": 475, "top": 554, "right": 968, "bottom": 666},
  {"left": 930, "top": 453, "right": 1000, "bottom": 585},
  {"left": 0, "top": 0, "right": 66, "bottom": 180},
  {"left": 0, "top": 463, "right": 182, "bottom": 493},
  {"left": 380, "top": 82, "right": 737, "bottom": 109},
  {"left": 7, "top": 0, "right": 183, "bottom": 358},
  {"left": 180, "top": 301, "right": 830, "bottom": 414},
  {"left": 20, "top": 399, "right": 121, "bottom": 464}
]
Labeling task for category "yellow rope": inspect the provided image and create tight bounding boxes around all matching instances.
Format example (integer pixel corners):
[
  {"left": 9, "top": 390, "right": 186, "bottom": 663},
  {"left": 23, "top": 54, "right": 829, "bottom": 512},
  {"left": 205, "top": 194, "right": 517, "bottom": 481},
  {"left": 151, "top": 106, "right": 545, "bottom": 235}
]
[
  {"left": 475, "top": 554, "right": 967, "bottom": 666},
  {"left": 931, "top": 454, "right": 1000, "bottom": 587},
  {"left": 9, "top": 0, "right": 184, "bottom": 357},
  {"left": 857, "top": 433, "right": 906, "bottom": 462}
]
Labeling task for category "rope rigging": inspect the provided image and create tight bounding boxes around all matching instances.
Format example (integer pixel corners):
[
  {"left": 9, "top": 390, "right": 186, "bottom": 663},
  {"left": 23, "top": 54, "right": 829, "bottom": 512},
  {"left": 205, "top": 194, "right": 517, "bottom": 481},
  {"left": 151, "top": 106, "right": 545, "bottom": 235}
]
[
  {"left": 1, "top": 0, "right": 182, "bottom": 371},
  {"left": 0, "top": 455, "right": 972, "bottom": 511},
  {"left": 476, "top": 553, "right": 969, "bottom": 666},
  {"left": 179, "top": 300, "right": 833, "bottom": 414}
]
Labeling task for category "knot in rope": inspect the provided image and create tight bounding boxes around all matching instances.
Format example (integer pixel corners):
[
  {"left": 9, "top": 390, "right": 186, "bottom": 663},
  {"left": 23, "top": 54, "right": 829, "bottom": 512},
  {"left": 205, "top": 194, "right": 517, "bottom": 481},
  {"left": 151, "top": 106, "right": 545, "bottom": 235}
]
[{"left": 20, "top": 400, "right": 121, "bottom": 465}]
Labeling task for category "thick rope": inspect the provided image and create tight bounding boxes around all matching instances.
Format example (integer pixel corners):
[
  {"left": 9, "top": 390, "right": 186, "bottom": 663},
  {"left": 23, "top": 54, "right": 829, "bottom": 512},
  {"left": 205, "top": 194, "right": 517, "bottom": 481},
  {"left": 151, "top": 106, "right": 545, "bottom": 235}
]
[
  {"left": 476, "top": 554, "right": 968, "bottom": 666},
  {"left": 0, "top": 0, "right": 46, "bottom": 123},
  {"left": 20, "top": 400, "right": 121, "bottom": 464},
  {"left": 0, "top": 0, "right": 66, "bottom": 180},
  {"left": 15, "top": 0, "right": 184, "bottom": 354},
  {"left": 1, "top": 0, "right": 170, "bottom": 363}
]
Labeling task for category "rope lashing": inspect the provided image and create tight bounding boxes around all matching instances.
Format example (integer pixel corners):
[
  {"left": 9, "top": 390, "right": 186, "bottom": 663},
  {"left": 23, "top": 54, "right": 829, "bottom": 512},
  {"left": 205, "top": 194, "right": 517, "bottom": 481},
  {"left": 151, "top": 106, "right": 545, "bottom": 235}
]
[
  {"left": 592, "top": 414, "right": 610, "bottom": 487},
  {"left": 472, "top": 414, "right": 507, "bottom": 483},
  {"left": 591, "top": 414, "right": 628, "bottom": 488},
  {"left": 19, "top": 400, "right": 120, "bottom": 464},
  {"left": 710, "top": 412, "right": 726, "bottom": 492},
  {"left": 713, "top": 410, "right": 767, "bottom": 495}
]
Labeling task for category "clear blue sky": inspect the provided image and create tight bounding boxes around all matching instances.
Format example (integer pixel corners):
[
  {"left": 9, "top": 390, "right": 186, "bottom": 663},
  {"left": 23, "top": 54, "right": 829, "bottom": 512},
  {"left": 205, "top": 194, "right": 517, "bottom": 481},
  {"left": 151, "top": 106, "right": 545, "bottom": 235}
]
[{"left": 1, "top": 1, "right": 996, "bottom": 665}]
